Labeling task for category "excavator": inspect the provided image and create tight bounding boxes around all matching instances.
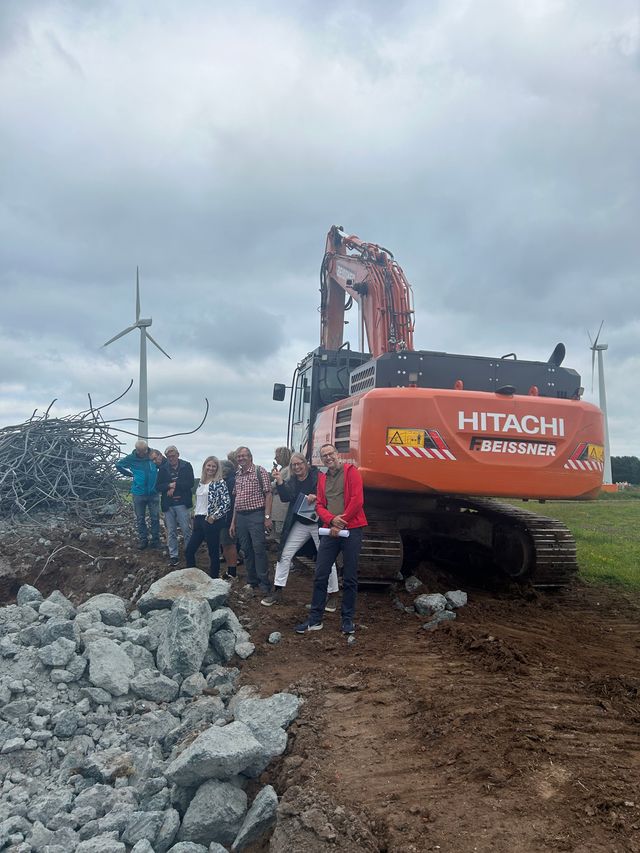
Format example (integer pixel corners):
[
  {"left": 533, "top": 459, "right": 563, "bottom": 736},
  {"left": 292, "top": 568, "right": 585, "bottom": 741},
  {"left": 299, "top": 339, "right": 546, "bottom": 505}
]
[{"left": 273, "top": 226, "right": 605, "bottom": 587}]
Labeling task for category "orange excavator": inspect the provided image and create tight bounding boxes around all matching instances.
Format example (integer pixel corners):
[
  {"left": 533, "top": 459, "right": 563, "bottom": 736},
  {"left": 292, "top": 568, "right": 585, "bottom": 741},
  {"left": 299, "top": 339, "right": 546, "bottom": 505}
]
[{"left": 273, "top": 226, "right": 604, "bottom": 586}]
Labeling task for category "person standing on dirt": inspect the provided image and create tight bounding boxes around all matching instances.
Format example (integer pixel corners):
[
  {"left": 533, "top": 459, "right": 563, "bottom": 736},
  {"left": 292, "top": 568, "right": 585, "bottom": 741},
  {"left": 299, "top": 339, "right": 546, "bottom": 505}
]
[
  {"left": 229, "top": 446, "right": 273, "bottom": 596},
  {"left": 115, "top": 439, "right": 161, "bottom": 551},
  {"left": 295, "top": 444, "right": 367, "bottom": 636},
  {"left": 261, "top": 453, "right": 339, "bottom": 609},
  {"left": 156, "top": 445, "right": 195, "bottom": 568},
  {"left": 185, "top": 456, "right": 230, "bottom": 577}
]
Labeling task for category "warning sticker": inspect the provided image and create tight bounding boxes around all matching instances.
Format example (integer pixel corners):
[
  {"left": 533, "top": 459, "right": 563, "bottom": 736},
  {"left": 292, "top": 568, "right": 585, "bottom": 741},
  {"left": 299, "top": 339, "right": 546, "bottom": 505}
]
[
  {"left": 386, "top": 428, "right": 425, "bottom": 447},
  {"left": 587, "top": 444, "right": 604, "bottom": 462}
]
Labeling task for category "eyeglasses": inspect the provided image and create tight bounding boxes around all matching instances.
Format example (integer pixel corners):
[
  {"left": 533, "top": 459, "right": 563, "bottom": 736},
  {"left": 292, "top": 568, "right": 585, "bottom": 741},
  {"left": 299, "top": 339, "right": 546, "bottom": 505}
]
[{"left": 320, "top": 452, "right": 337, "bottom": 460}]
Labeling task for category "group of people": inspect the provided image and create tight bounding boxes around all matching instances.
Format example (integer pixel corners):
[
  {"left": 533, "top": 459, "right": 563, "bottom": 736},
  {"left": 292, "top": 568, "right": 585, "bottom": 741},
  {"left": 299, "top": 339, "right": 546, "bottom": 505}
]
[{"left": 115, "top": 440, "right": 367, "bottom": 635}]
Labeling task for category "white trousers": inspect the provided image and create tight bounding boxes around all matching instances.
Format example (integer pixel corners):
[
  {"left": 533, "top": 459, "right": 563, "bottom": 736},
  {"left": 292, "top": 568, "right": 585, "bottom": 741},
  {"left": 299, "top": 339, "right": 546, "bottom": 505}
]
[{"left": 274, "top": 521, "right": 339, "bottom": 593}]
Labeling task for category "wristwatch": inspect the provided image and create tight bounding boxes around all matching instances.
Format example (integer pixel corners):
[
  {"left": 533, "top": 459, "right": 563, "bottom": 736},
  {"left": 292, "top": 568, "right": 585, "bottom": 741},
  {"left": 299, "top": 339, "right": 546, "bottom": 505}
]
[{"left": 264, "top": 514, "right": 271, "bottom": 520}]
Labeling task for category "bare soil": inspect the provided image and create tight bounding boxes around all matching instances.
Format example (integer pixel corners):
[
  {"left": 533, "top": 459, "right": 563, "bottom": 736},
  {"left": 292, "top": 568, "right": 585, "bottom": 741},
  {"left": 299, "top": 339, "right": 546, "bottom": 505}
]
[{"left": 2, "top": 517, "right": 639, "bottom": 853}]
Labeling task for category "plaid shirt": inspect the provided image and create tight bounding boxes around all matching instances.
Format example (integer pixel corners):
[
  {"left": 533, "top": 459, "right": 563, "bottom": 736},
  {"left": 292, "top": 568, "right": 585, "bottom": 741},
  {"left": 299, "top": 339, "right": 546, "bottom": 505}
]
[{"left": 234, "top": 464, "right": 270, "bottom": 512}]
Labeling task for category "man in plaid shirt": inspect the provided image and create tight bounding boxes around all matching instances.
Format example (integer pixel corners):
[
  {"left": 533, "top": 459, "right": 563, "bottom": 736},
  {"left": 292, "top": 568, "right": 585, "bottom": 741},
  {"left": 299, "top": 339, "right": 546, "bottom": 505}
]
[{"left": 229, "top": 446, "right": 273, "bottom": 594}]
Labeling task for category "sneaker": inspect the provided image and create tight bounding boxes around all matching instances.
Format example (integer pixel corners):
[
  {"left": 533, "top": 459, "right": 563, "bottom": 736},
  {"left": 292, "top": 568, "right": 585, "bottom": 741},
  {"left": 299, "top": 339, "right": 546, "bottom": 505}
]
[
  {"left": 223, "top": 569, "right": 237, "bottom": 580},
  {"left": 169, "top": 557, "right": 179, "bottom": 567},
  {"left": 295, "top": 620, "right": 323, "bottom": 634},
  {"left": 261, "top": 590, "right": 283, "bottom": 607},
  {"left": 341, "top": 618, "right": 355, "bottom": 635}
]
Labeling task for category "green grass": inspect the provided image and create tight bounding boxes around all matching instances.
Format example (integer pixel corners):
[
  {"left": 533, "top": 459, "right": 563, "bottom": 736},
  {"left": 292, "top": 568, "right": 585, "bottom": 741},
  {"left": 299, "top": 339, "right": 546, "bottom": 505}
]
[{"left": 511, "top": 494, "right": 640, "bottom": 589}]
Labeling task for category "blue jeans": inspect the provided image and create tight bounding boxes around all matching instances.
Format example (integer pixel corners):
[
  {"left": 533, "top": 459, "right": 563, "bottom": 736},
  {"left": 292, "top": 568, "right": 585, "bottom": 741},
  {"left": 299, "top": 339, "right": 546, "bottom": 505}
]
[
  {"left": 186, "top": 515, "right": 224, "bottom": 577},
  {"left": 133, "top": 494, "right": 160, "bottom": 546},
  {"left": 309, "top": 527, "right": 363, "bottom": 623},
  {"left": 164, "top": 504, "right": 192, "bottom": 559},
  {"left": 236, "top": 509, "right": 271, "bottom": 593}
]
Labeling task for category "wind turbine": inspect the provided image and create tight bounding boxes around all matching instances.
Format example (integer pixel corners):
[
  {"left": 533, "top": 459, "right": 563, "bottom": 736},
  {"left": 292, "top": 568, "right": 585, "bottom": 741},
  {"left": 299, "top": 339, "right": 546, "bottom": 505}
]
[
  {"left": 589, "top": 321, "right": 612, "bottom": 485},
  {"left": 102, "top": 268, "right": 171, "bottom": 440}
]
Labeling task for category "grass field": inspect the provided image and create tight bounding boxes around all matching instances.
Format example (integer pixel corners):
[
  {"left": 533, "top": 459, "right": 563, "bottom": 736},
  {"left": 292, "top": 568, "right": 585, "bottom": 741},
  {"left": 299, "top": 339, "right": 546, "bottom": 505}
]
[{"left": 514, "top": 491, "right": 640, "bottom": 589}]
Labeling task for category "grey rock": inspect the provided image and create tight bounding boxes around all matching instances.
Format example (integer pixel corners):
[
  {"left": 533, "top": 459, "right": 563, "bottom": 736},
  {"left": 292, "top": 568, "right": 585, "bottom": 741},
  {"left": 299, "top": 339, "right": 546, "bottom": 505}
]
[
  {"left": 267, "top": 632, "right": 281, "bottom": 645},
  {"left": 131, "top": 669, "right": 180, "bottom": 703},
  {"left": 168, "top": 844, "right": 210, "bottom": 853},
  {"left": 231, "top": 785, "right": 278, "bottom": 851},
  {"left": 212, "top": 630, "right": 236, "bottom": 663},
  {"left": 40, "top": 618, "right": 76, "bottom": 645},
  {"left": 157, "top": 598, "right": 213, "bottom": 678},
  {"left": 80, "top": 686, "right": 113, "bottom": 705},
  {"left": 208, "top": 845, "right": 229, "bottom": 853},
  {"left": 209, "top": 609, "right": 229, "bottom": 633},
  {"left": 0, "top": 636, "right": 20, "bottom": 657},
  {"left": 121, "top": 641, "right": 155, "bottom": 673},
  {"left": 235, "top": 642, "right": 255, "bottom": 660},
  {"left": 422, "top": 610, "right": 457, "bottom": 630},
  {"left": 76, "top": 837, "right": 126, "bottom": 853},
  {"left": 37, "top": 637, "right": 77, "bottom": 667},
  {"left": 155, "top": 807, "right": 180, "bottom": 853},
  {"left": 216, "top": 609, "right": 250, "bottom": 644},
  {"left": 145, "top": 610, "right": 172, "bottom": 651},
  {"left": 0, "top": 698, "right": 33, "bottom": 722},
  {"left": 74, "top": 784, "right": 118, "bottom": 816},
  {"left": 16, "top": 584, "right": 44, "bottom": 607},
  {"left": 180, "top": 673, "right": 206, "bottom": 697},
  {"left": 131, "top": 841, "right": 155, "bottom": 853},
  {"left": 39, "top": 590, "right": 76, "bottom": 620},
  {"left": 121, "top": 810, "right": 165, "bottom": 846},
  {"left": 445, "top": 589, "right": 468, "bottom": 609},
  {"left": 205, "top": 665, "right": 239, "bottom": 687},
  {"left": 128, "top": 709, "right": 180, "bottom": 743},
  {"left": 1, "top": 737, "right": 25, "bottom": 753},
  {"left": 78, "top": 594, "right": 127, "bottom": 626},
  {"left": 137, "top": 569, "right": 229, "bottom": 614},
  {"left": 234, "top": 692, "right": 301, "bottom": 731},
  {"left": 179, "top": 780, "right": 246, "bottom": 846},
  {"left": 404, "top": 575, "right": 423, "bottom": 593},
  {"left": 165, "top": 721, "right": 263, "bottom": 786},
  {"left": 50, "top": 653, "right": 87, "bottom": 683},
  {"left": 28, "top": 820, "right": 78, "bottom": 853},
  {"left": 87, "top": 638, "right": 135, "bottom": 696},
  {"left": 27, "top": 790, "right": 74, "bottom": 826},
  {"left": 81, "top": 747, "right": 134, "bottom": 783},
  {"left": 414, "top": 592, "right": 448, "bottom": 616}
]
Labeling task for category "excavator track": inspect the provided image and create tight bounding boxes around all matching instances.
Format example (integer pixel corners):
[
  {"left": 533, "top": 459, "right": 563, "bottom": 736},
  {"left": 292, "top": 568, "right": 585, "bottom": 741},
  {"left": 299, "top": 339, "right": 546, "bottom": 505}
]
[
  {"left": 354, "top": 497, "right": 577, "bottom": 588},
  {"left": 430, "top": 497, "right": 578, "bottom": 588}
]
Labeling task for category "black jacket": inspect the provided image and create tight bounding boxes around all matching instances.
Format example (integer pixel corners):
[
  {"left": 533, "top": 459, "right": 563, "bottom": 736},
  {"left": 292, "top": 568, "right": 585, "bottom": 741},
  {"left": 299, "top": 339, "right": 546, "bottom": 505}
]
[
  {"left": 276, "top": 467, "right": 319, "bottom": 560},
  {"left": 156, "top": 460, "right": 195, "bottom": 512}
]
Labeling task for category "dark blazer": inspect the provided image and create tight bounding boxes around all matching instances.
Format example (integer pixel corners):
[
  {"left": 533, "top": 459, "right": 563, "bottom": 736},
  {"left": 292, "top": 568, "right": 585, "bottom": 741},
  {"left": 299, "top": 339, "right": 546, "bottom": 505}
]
[
  {"left": 156, "top": 459, "right": 195, "bottom": 512},
  {"left": 276, "top": 466, "right": 319, "bottom": 560}
]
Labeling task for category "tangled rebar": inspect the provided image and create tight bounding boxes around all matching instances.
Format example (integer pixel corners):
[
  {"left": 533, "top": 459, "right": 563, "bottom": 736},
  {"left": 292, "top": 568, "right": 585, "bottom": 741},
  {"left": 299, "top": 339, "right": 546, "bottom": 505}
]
[{"left": 0, "top": 397, "right": 126, "bottom": 525}]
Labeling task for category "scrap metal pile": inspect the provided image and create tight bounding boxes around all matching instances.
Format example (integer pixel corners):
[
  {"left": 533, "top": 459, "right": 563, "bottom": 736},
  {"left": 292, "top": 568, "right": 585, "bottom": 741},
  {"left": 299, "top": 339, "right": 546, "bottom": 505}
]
[{"left": 0, "top": 400, "right": 125, "bottom": 524}]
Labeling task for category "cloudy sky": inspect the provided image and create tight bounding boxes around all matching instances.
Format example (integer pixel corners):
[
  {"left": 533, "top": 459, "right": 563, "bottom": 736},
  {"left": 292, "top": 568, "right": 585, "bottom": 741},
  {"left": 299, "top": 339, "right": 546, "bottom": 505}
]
[{"left": 1, "top": 0, "right": 638, "bottom": 470}]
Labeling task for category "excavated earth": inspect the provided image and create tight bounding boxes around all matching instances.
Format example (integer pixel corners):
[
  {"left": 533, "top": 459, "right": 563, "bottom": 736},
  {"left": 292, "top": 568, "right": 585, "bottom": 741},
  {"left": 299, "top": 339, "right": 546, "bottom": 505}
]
[{"left": 1, "top": 516, "right": 639, "bottom": 853}]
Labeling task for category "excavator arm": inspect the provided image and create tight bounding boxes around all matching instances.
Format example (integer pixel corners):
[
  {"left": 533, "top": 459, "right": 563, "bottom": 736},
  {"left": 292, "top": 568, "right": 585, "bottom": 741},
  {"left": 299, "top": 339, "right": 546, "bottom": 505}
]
[{"left": 320, "top": 225, "right": 415, "bottom": 356}]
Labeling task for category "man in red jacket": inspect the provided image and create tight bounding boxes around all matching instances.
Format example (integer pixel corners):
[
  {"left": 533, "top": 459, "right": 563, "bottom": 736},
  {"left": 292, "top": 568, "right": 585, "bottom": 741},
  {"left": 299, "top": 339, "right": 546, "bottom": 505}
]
[{"left": 295, "top": 444, "right": 367, "bottom": 636}]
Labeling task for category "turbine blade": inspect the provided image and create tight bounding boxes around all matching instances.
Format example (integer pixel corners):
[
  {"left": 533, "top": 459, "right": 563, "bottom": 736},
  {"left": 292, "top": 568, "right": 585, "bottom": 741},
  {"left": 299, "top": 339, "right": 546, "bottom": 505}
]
[
  {"left": 136, "top": 267, "right": 140, "bottom": 322},
  {"left": 591, "top": 348, "right": 595, "bottom": 393},
  {"left": 145, "top": 330, "right": 172, "bottom": 359},
  {"left": 593, "top": 320, "right": 604, "bottom": 349},
  {"left": 102, "top": 325, "right": 137, "bottom": 347},
  {"left": 587, "top": 329, "right": 594, "bottom": 347}
]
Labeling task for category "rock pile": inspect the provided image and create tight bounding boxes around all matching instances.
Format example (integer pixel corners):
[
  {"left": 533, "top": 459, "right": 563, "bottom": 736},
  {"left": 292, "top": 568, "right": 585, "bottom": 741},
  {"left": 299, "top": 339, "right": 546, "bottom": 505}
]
[{"left": 0, "top": 569, "right": 301, "bottom": 852}]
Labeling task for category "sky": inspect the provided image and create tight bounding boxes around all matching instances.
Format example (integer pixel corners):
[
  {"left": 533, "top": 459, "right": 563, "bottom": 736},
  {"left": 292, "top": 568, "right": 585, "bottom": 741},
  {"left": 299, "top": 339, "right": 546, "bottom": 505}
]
[{"left": 1, "top": 0, "right": 638, "bottom": 471}]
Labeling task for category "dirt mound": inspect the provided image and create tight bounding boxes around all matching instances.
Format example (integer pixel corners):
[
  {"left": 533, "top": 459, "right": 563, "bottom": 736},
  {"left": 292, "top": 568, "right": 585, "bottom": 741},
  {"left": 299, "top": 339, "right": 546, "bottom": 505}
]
[{"left": 2, "top": 517, "right": 640, "bottom": 852}]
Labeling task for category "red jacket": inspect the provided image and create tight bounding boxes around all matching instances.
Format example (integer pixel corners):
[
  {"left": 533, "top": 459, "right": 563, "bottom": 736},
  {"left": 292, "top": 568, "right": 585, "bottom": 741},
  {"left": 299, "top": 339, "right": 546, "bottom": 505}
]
[{"left": 316, "top": 463, "right": 367, "bottom": 529}]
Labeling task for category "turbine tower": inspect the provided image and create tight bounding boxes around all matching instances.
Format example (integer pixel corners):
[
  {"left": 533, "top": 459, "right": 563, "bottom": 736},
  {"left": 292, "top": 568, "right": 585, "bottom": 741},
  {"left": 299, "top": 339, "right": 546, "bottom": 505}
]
[
  {"left": 589, "top": 321, "right": 612, "bottom": 485},
  {"left": 102, "top": 268, "right": 171, "bottom": 440}
]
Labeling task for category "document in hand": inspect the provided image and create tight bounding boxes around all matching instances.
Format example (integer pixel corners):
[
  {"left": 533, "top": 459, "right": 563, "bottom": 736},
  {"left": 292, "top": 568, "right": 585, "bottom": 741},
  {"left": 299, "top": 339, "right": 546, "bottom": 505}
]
[{"left": 293, "top": 492, "right": 319, "bottom": 524}]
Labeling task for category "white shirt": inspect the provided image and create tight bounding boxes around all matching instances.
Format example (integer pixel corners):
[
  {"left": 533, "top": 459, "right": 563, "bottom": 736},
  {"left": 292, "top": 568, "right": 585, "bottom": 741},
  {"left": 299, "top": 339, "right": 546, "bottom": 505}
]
[{"left": 194, "top": 483, "right": 209, "bottom": 515}]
